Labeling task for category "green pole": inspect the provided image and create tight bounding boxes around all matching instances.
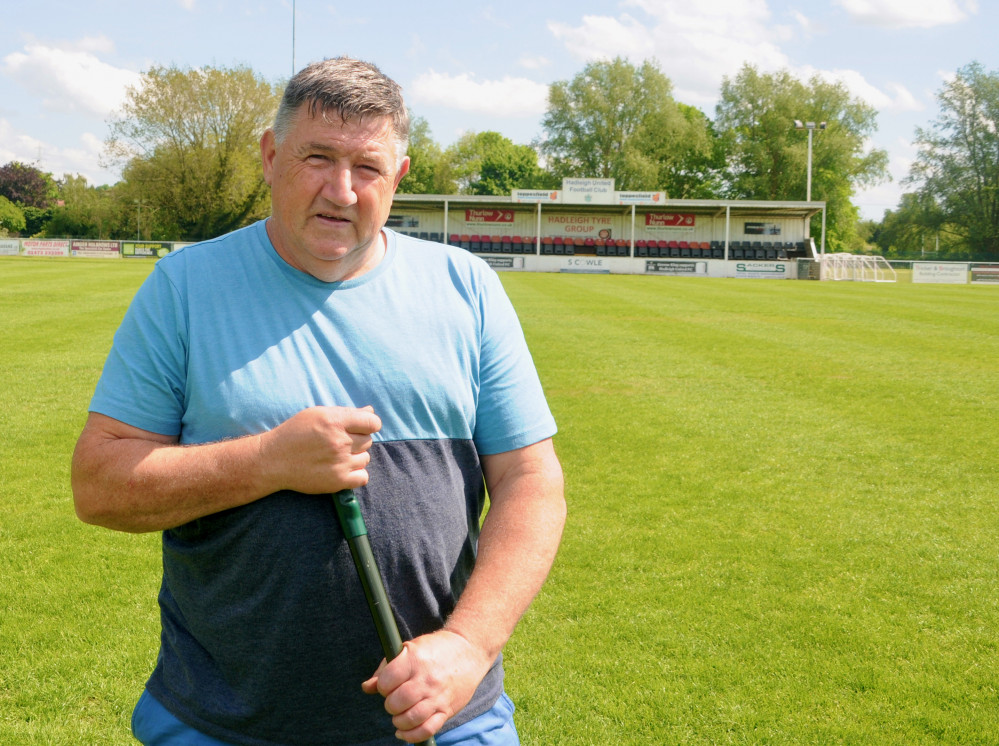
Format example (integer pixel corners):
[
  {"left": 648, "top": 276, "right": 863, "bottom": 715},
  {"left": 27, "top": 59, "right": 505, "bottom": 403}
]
[{"left": 333, "top": 489, "right": 437, "bottom": 746}]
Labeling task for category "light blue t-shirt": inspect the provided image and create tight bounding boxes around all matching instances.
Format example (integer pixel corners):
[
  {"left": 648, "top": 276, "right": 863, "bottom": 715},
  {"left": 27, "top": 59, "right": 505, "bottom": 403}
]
[{"left": 89, "top": 221, "right": 556, "bottom": 746}]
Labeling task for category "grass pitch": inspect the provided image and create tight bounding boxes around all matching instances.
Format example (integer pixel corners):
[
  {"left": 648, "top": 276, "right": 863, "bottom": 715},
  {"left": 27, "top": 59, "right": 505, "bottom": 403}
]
[{"left": 2, "top": 257, "right": 997, "bottom": 744}]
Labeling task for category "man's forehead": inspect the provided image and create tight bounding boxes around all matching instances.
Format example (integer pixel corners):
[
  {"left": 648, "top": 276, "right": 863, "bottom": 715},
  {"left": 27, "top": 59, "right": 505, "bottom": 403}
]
[
  {"left": 292, "top": 110, "right": 395, "bottom": 148},
  {"left": 297, "top": 107, "right": 393, "bottom": 136}
]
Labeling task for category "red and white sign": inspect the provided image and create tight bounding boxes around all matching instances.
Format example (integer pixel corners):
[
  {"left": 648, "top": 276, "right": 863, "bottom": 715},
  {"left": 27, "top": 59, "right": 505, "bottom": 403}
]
[
  {"left": 646, "top": 213, "right": 696, "bottom": 228},
  {"left": 465, "top": 209, "right": 514, "bottom": 224},
  {"left": 22, "top": 239, "right": 70, "bottom": 257},
  {"left": 72, "top": 239, "right": 121, "bottom": 258},
  {"left": 545, "top": 214, "right": 613, "bottom": 235}
]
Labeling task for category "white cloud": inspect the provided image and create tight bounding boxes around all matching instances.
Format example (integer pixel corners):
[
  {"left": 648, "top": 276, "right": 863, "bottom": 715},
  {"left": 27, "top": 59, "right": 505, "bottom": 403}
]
[
  {"left": 834, "top": 0, "right": 976, "bottom": 28},
  {"left": 410, "top": 71, "right": 549, "bottom": 117},
  {"left": 2, "top": 39, "right": 140, "bottom": 119},
  {"left": 548, "top": 14, "right": 656, "bottom": 62},
  {"left": 547, "top": 1, "right": 790, "bottom": 106},
  {"left": 854, "top": 137, "right": 918, "bottom": 218},
  {"left": 481, "top": 6, "right": 512, "bottom": 29},
  {"left": 0, "top": 119, "right": 46, "bottom": 165},
  {"left": 882, "top": 82, "right": 922, "bottom": 111},
  {"left": 792, "top": 9, "right": 825, "bottom": 37},
  {"left": 544, "top": 3, "right": 919, "bottom": 109},
  {"left": 0, "top": 118, "right": 111, "bottom": 183},
  {"left": 803, "top": 67, "right": 924, "bottom": 112},
  {"left": 518, "top": 55, "right": 550, "bottom": 71},
  {"left": 407, "top": 34, "right": 427, "bottom": 59}
]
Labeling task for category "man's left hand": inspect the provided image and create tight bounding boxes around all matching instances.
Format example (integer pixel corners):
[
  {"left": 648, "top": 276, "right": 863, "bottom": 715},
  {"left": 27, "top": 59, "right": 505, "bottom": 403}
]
[{"left": 361, "top": 629, "right": 492, "bottom": 743}]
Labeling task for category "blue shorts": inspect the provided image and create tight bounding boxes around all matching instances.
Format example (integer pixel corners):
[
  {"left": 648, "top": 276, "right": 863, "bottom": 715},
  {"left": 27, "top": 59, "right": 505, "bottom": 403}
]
[{"left": 132, "top": 688, "right": 519, "bottom": 745}]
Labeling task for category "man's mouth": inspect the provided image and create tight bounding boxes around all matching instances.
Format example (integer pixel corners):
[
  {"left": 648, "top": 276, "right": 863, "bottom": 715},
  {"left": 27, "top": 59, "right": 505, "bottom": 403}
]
[{"left": 316, "top": 212, "right": 350, "bottom": 224}]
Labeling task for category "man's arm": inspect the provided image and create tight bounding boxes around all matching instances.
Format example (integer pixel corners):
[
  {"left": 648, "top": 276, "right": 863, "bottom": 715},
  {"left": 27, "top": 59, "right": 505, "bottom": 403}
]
[
  {"left": 362, "top": 437, "right": 566, "bottom": 742},
  {"left": 71, "top": 406, "right": 382, "bottom": 533}
]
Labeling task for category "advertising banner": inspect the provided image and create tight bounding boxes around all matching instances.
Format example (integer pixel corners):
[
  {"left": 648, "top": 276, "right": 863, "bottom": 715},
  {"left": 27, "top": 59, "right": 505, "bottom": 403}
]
[
  {"left": 386, "top": 214, "right": 421, "bottom": 230},
  {"left": 0, "top": 239, "right": 19, "bottom": 255},
  {"left": 561, "top": 256, "right": 610, "bottom": 274},
  {"left": 465, "top": 208, "right": 515, "bottom": 224},
  {"left": 71, "top": 239, "right": 121, "bottom": 258},
  {"left": 122, "top": 241, "right": 171, "bottom": 258},
  {"left": 645, "top": 213, "right": 696, "bottom": 231},
  {"left": 22, "top": 239, "right": 70, "bottom": 257},
  {"left": 617, "top": 191, "right": 666, "bottom": 205},
  {"left": 970, "top": 265, "right": 999, "bottom": 284},
  {"left": 482, "top": 256, "right": 524, "bottom": 270},
  {"left": 744, "top": 222, "right": 782, "bottom": 235},
  {"left": 735, "top": 262, "right": 788, "bottom": 279},
  {"left": 912, "top": 262, "right": 969, "bottom": 284},
  {"left": 545, "top": 214, "right": 614, "bottom": 237},
  {"left": 562, "top": 178, "right": 615, "bottom": 205},
  {"left": 511, "top": 189, "right": 559, "bottom": 203},
  {"left": 645, "top": 260, "right": 707, "bottom": 275}
]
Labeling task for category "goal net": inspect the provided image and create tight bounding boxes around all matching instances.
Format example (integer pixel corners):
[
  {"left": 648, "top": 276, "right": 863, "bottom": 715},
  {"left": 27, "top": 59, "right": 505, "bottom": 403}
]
[{"left": 818, "top": 253, "right": 897, "bottom": 282}]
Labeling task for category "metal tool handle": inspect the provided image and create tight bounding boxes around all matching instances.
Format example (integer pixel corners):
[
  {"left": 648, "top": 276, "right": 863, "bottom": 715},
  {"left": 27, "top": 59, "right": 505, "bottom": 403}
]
[{"left": 333, "top": 489, "right": 437, "bottom": 746}]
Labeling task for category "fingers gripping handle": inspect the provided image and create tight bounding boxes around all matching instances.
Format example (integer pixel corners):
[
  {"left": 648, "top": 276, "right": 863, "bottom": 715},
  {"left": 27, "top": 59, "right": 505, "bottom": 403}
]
[{"left": 332, "top": 490, "right": 437, "bottom": 746}]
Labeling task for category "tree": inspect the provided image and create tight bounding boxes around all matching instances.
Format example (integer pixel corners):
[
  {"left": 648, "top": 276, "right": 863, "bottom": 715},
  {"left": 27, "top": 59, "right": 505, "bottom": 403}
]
[
  {"left": 0, "top": 161, "right": 56, "bottom": 209},
  {"left": 906, "top": 61, "right": 999, "bottom": 260},
  {"left": 870, "top": 192, "right": 953, "bottom": 258},
  {"left": 42, "top": 176, "right": 131, "bottom": 239},
  {"left": 0, "top": 195, "right": 26, "bottom": 235},
  {"left": 22, "top": 207, "right": 53, "bottom": 237},
  {"left": 396, "top": 115, "right": 455, "bottom": 195},
  {"left": 445, "top": 131, "right": 550, "bottom": 196},
  {"left": 104, "top": 64, "right": 282, "bottom": 241},
  {"left": 715, "top": 65, "right": 889, "bottom": 251},
  {"left": 539, "top": 57, "right": 717, "bottom": 195}
]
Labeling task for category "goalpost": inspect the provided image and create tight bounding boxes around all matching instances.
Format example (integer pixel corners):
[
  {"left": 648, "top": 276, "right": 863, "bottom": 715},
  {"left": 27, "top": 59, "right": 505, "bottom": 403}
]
[{"left": 818, "top": 253, "right": 897, "bottom": 282}]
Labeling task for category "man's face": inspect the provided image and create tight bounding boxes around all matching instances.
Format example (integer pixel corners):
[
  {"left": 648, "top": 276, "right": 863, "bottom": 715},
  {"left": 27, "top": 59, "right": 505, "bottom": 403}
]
[{"left": 260, "top": 108, "right": 409, "bottom": 282}]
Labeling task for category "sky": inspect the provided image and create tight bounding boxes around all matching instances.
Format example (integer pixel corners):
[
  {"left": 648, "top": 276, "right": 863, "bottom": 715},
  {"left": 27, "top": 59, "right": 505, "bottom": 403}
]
[{"left": 1, "top": 0, "right": 993, "bottom": 220}]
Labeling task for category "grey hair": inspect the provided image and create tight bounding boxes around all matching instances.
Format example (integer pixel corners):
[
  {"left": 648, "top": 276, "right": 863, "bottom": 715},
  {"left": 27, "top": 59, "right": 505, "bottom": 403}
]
[{"left": 273, "top": 57, "right": 410, "bottom": 168}]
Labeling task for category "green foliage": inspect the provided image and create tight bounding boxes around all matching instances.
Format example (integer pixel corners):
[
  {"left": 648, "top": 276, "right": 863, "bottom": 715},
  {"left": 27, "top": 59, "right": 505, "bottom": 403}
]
[
  {"left": 21, "top": 206, "right": 53, "bottom": 237},
  {"left": 869, "top": 192, "right": 968, "bottom": 259},
  {"left": 445, "top": 131, "right": 550, "bottom": 195},
  {"left": 540, "top": 57, "right": 717, "bottom": 195},
  {"left": 104, "top": 64, "right": 282, "bottom": 241},
  {"left": 0, "top": 161, "right": 57, "bottom": 209},
  {"left": 397, "top": 115, "right": 454, "bottom": 195},
  {"left": 715, "top": 65, "right": 889, "bottom": 251},
  {"left": 41, "top": 177, "right": 133, "bottom": 239},
  {"left": 0, "top": 195, "right": 26, "bottom": 235},
  {"left": 907, "top": 61, "right": 999, "bottom": 260}
]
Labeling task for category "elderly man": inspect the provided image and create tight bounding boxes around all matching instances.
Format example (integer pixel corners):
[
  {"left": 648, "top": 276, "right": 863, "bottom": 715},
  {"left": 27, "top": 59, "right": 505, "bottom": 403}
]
[{"left": 72, "top": 57, "right": 565, "bottom": 746}]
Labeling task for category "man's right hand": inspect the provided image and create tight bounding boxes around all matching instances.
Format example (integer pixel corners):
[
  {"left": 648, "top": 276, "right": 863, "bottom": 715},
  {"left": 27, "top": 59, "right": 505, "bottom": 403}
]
[
  {"left": 258, "top": 405, "right": 382, "bottom": 495},
  {"left": 71, "top": 406, "right": 381, "bottom": 533}
]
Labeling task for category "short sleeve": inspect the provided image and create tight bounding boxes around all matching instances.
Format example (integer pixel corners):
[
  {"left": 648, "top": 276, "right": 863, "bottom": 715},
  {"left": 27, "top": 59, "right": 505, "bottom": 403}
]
[
  {"left": 88, "top": 264, "right": 189, "bottom": 436},
  {"left": 471, "top": 270, "right": 557, "bottom": 455}
]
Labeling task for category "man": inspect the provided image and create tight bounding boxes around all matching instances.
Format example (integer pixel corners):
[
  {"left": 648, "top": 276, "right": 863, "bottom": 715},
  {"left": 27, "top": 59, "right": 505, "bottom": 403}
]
[{"left": 72, "top": 57, "right": 565, "bottom": 746}]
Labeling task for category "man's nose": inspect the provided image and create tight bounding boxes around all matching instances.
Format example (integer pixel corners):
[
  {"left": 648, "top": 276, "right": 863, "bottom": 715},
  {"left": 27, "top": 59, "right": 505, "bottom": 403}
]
[{"left": 324, "top": 166, "right": 358, "bottom": 207}]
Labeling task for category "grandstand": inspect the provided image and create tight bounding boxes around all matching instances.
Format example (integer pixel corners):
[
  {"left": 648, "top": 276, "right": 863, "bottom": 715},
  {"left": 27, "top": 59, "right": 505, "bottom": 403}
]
[{"left": 388, "top": 181, "right": 825, "bottom": 278}]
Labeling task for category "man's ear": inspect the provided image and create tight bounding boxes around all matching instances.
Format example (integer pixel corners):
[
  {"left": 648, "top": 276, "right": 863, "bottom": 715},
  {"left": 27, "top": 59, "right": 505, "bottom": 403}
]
[
  {"left": 260, "top": 129, "right": 277, "bottom": 186},
  {"left": 393, "top": 156, "right": 411, "bottom": 190}
]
